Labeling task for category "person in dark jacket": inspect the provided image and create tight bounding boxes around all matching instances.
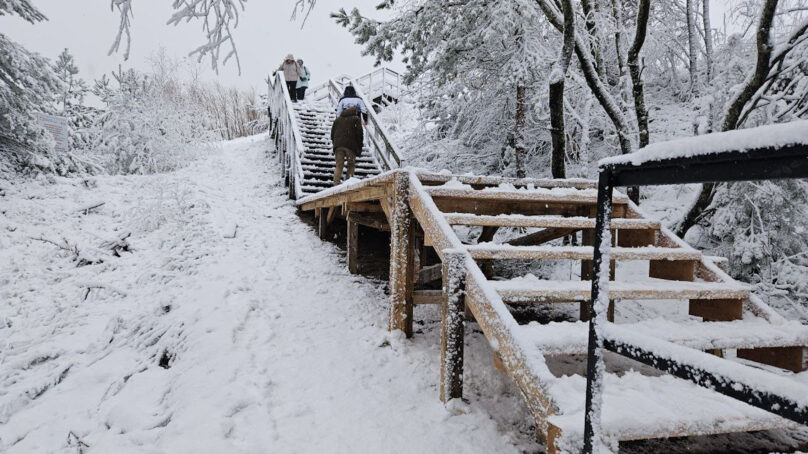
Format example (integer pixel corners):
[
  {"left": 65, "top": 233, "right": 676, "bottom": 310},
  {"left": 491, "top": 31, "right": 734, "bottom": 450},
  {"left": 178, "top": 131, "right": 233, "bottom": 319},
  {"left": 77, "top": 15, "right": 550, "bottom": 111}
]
[
  {"left": 336, "top": 86, "right": 369, "bottom": 124},
  {"left": 330, "top": 106, "right": 364, "bottom": 185}
]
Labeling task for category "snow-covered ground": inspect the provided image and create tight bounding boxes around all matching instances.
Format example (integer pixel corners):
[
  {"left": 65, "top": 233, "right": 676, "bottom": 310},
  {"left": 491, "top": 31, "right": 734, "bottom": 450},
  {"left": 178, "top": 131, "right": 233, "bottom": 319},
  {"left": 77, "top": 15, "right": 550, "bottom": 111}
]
[{"left": 0, "top": 136, "right": 535, "bottom": 453}]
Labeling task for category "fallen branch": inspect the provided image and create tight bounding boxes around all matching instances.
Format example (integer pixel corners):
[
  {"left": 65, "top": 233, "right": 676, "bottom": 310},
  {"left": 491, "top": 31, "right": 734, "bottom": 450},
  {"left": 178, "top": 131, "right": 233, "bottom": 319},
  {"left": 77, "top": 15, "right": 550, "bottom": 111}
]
[{"left": 76, "top": 202, "right": 105, "bottom": 215}]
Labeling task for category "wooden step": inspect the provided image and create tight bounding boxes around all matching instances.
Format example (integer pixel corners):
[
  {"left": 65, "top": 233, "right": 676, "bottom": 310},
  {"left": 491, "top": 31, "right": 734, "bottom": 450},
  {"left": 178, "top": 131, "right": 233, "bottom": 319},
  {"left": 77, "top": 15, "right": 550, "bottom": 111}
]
[
  {"left": 466, "top": 245, "right": 700, "bottom": 261},
  {"left": 425, "top": 187, "right": 630, "bottom": 205},
  {"left": 445, "top": 213, "right": 660, "bottom": 230},
  {"left": 546, "top": 371, "right": 797, "bottom": 447},
  {"left": 491, "top": 278, "right": 750, "bottom": 303},
  {"left": 518, "top": 319, "right": 808, "bottom": 355}
]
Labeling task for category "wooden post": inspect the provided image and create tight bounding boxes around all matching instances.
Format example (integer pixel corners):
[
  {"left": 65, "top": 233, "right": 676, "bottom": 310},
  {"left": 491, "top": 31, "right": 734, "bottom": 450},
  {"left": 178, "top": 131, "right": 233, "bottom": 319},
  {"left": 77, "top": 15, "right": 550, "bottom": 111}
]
[
  {"left": 318, "top": 209, "right": 328, "bottom": 239},
  {"left": 389, "top": 172, "right": 415, "bottom": 337},
  {"left": 441, "top": 250, "right": 466, "bottom": 403},
  {"left": 347, "top": 219, "right": 359, "bottom": 274}
]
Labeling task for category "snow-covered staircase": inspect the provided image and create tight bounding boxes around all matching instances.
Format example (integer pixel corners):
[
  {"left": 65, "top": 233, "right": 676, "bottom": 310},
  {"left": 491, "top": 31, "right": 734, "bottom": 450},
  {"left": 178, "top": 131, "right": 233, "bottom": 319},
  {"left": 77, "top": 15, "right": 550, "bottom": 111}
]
[
  {"left": 293, "top": 170, "right": 808, "bottom": 452},
  {"left": 294, "top": 102, "right": 382, "bottom": 197},
  {"left": 268, "top": 72, "right": 401, "bottom": 199}
]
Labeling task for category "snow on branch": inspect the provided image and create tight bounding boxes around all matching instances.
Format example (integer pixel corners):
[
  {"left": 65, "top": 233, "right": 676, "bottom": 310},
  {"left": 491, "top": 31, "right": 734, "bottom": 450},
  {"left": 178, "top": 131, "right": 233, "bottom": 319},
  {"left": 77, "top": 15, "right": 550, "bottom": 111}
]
[
  {"left": 0, "top": 0, "right": 47, "bottom": 23},
  {"left": 108, "top": 0, "right": 249, "bottom": 74}
]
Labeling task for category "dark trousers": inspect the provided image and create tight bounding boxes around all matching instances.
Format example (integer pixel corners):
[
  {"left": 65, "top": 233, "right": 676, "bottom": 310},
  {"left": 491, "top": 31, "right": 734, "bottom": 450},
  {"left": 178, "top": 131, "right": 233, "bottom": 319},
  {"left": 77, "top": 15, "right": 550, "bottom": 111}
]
[
  {"left": 286, "top": 81, "right": 297, "bottom": 101},
  {"left": 296, "top": 87, "right": 307, "bottom": 101}
]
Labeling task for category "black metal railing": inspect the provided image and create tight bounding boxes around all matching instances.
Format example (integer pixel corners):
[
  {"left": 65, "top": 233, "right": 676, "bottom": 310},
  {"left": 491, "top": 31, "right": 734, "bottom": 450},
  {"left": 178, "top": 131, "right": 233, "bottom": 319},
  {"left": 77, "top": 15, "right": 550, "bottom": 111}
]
[{"left": 583, "top": 128, "right": 808, "bottom": 452}]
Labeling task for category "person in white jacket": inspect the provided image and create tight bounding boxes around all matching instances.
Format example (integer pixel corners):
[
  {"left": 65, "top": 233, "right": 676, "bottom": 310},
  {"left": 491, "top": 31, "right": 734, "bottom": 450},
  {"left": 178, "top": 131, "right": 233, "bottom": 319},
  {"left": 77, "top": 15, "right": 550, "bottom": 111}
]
[
  {"left": 274, "top": 53, "right": 301, "bottom": 102},
  {"left": 336, "top": 85, "right": 368, "bottom": 125}
]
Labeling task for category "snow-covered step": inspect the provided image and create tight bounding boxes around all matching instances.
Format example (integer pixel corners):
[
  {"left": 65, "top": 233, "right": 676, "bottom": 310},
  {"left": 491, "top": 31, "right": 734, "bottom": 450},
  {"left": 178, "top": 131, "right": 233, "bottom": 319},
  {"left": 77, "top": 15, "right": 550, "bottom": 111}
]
[
  {"left": 466, "top": 244, "right": 700, "bottom": 261},
  {"left": 517, "top": 319, "right": 808, "bottom": 355},
  {"left": 547, "top": 371, "right": 798, "bottom": 446},
  {"left": 491, "top": 278, "right": 750, "bottom": 303},
  {"left": 425, "top": 187, "right": 630, "bottom": 205},
  {"left": 445, "top": 213, "right": 661, "bottom": 230}
]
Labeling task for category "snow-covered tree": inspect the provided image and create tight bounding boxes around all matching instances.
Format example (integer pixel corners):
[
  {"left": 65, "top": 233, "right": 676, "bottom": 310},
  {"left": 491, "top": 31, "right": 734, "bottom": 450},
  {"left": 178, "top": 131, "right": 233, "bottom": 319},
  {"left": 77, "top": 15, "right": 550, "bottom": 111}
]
[
  {"left": 89, "top": 65, "right": 218, "bottom": 174},
  {"left": 0, "top": 1, "right": 72, "bottom": 173},
  {"left": 53, "top": 48, "right": 99, "bottom": 151}
]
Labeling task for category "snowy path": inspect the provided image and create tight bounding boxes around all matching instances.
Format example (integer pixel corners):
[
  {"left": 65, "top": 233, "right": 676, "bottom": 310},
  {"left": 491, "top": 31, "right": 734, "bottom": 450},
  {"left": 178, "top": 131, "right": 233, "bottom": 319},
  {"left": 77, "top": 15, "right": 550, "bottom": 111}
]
[{"left": 0, "top": 136, "right": 528, "bottom": 453}]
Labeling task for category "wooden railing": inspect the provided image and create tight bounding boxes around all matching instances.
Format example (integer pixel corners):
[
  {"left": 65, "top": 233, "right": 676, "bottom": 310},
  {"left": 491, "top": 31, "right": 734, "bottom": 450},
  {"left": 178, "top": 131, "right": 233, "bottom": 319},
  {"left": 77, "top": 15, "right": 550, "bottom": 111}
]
[{"left": 267, "top": 72, "right": 306, "bottom": 199}]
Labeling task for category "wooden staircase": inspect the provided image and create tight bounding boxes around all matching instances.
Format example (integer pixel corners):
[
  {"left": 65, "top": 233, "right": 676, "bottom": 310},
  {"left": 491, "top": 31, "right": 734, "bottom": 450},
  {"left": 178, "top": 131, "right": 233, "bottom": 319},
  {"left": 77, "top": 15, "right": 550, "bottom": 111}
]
[
  {"left": 293, "top": 170, "right": 808, "bottom": 452},
  {"left": 294, "top": 103, "right": 382, "bottom": 196}
]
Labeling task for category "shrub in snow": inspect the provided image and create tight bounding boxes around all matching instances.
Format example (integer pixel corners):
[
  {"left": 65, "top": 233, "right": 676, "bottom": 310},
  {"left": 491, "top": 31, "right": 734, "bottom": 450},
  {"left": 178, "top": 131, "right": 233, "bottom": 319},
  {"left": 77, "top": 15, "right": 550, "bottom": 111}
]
[
  {"left": 89, "top": 67, "right": 218, "bottom": 175},
  {"left": 705, "top": 180, "right": 808, "bottom": 319}
]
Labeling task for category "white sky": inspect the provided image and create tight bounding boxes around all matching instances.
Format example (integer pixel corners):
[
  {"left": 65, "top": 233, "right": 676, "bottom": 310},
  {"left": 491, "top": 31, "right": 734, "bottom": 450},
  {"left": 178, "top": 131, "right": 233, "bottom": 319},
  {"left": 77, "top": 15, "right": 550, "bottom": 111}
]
[{"left": 1, "top": 0, "right": 402, "bottom": 93}]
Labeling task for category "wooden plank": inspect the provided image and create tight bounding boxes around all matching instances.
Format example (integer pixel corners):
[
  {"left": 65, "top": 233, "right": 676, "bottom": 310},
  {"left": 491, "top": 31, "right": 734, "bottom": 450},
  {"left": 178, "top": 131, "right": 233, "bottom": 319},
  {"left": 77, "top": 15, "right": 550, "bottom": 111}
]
[
  {"left": 348, "top": 202, "right": 383, "bottom": 213},
  {"left": 425, "top": 187, "right": 630, "bottom": 204},
  {"left": 416, "top": 263, "right": 442, "bottom": 284},
  {"left": 347, "top": 220, "right": 359, "bottom": 274},
  {"left": 432, "top": 197, "right": 627, "bottom": 218},
  {"left": 689, "top": 299, "right": 744, "bottom": 321},
  {"left": 444, "top": 213, "right": 660, "bottom": 229},
  {"left": 506, "top": 228, "right": 578, "bottom": 247},
  {"left": 493, "top": 281, "right": 750, "bottom": 303},
  {"left": 617, "top": 228, "right": 656, "bottom": 247},
  {"left": 737, "top": 346, "right": 808, "bottom": 373},
  {"left": 414, "top": 289, "right": 442, "bottom": 305},
  {"left": 299, "top": 184, "right": 389, "bottom": 211},
  {"left": 388, "top": 172, "right": 415, "bottom": 337},
  {"left": 466, "top": 245, "right": 702, "bottom": 261},
  {"left": 650, "top": 260, "right": 696, "bottom": 281},
  {"left": 441, "top": 251, "right": 466, "bottom": 403},
  {"left": 347, "top": 211, "right": 390, "bottom": 231},
  {"left": 415, "top": 172, "right": 598, "bottom": 190}
]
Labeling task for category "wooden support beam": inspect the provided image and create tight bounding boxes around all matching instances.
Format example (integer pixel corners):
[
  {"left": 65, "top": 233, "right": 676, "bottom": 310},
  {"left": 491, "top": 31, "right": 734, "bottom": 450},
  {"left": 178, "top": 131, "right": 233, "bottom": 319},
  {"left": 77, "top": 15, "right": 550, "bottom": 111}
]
[
  {"left": 348, "top": 202, "right": 383, "bottom": 213},
  {"left": 417, "top": 263, "right": 443, "bottom": 284},
  {"left": 347, "top": 211, "right": 390, "bottom": 231},
  {"left": 650, "top": 259, "right": 696, "bottom": 281},
  {"left": 690, "top": 299, "right": 743, "bottom": 321},
  {"left": 347, "top": 220, "right": 359, "bottom": 274},
  {"left": 414, "top": 289, "right": 442, "bottom": 305},
  {"left": 441, "top": 251, "right": 466, "bottom": 403},
  {"left": 506, "top": 228, "right": 578, "bottom": 247},
  {"left": 478, "top": 226, "right": 498, "bottom": 278},
  {"left": 318, "top": 209, "right": 328, "bottom": 239},
  {"left": 432, "top": 197, "right": 627, "bottom": 218},
  {"left": 389, "top": 173, "right": 415, "bottom": 337},
  {"left": 737, "top": 346, "right": 808, "bottom": 373}
]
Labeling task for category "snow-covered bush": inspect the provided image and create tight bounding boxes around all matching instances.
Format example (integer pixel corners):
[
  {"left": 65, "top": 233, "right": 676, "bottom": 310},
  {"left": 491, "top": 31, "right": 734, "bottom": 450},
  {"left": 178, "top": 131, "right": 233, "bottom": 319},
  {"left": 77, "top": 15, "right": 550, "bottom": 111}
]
[{"left": 89, "top": 67, "right": 218, "bottom": 175}]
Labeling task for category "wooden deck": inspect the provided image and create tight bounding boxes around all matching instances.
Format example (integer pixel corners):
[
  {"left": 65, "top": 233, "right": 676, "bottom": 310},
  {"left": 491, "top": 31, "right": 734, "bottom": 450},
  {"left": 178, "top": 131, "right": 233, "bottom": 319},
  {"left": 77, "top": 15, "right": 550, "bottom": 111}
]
[{"left": 294, "top": 169, "right": 808, "bottom": 451}]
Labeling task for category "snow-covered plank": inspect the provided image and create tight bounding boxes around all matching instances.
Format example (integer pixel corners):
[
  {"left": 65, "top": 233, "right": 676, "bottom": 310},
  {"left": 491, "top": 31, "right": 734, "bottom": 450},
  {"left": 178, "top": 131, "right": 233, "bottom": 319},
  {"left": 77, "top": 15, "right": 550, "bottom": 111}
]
[
  {"left": 600, "top": 120, "right": 808, "bottom": 167},
  {"left": 466, "top": 244, "right": 700, "bottom": 261},
  {"left": 547, "top": 371, "right": 798, "bottom": 449},
  {"left": 425, "top": 186, "right": 630, "bottom": 205},
  {"left": 491, "top": 278, "right": 750, "bottom": 303},
  {"left": 413, "top": 171, "right": 598, "bottom": 190},
  {"left": 444, "top": 213, "right": 660, "bottom": 229},
  {"left": 517, "top": 319, "right": 808, "bottom": 356}
]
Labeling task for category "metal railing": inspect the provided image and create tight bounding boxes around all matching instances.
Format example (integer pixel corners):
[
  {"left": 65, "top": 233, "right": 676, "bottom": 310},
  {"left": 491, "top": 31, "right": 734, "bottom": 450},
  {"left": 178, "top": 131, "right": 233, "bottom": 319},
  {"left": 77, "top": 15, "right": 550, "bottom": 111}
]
[{"left": 582, "top": 129, "right": 808, "bottom": 453}]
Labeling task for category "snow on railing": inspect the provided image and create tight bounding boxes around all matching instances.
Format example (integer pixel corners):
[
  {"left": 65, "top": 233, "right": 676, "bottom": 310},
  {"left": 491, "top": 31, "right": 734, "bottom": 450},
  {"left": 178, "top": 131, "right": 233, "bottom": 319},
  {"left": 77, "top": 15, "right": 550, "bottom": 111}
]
[
  {"left": 268, "top": 72, "right": 306, "bottom": 199},
  {"left": 349, "top": 77, "right": 403, "bottom": 170}
]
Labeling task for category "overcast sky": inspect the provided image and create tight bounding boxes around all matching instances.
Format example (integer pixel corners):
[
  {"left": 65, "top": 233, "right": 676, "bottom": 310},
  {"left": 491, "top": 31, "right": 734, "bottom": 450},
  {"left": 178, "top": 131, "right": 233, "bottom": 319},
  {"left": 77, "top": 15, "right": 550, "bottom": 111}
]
[{"left": 1, "top": 0, "right": 402, "bottom": 92}]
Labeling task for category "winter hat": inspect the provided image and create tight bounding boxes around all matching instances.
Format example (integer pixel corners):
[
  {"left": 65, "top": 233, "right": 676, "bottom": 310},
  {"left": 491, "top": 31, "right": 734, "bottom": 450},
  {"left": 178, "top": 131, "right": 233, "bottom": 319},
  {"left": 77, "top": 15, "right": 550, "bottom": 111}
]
[
  {"left": 297, "top": 59, "right": 303, "bottom": 64},
  {"left": 286, "top": 53, "right": 294, "bottom": 60}
]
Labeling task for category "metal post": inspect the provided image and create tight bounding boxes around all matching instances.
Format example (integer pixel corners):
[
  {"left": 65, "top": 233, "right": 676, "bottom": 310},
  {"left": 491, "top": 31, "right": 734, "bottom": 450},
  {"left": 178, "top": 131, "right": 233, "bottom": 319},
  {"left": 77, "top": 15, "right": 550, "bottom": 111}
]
[{"left": 583, "top": 169, "right": 614, "bottom": 453}]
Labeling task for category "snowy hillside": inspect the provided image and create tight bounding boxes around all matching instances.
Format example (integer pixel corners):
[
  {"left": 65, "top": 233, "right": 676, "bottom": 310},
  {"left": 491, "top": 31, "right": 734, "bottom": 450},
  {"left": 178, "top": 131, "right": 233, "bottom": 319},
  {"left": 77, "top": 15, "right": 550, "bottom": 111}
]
[{"left": 0, "top": 136, "right": 541, "bottom": 453}]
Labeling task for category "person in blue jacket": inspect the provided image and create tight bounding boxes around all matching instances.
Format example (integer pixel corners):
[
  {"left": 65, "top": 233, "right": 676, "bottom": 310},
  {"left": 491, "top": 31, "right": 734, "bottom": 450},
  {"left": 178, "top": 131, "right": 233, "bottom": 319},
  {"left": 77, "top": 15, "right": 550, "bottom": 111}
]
[
  {"left": 336, "top": 85, "right": 368, "bottom": 125},
  {"left": 296, "top": 59, "right": 311, "bottom": 101}
]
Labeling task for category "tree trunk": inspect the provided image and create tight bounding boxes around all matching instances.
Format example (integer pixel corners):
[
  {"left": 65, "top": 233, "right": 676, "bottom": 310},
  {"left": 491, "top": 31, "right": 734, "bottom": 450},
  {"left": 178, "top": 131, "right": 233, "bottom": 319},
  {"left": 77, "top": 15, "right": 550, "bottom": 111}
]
[
  {"left": 550, "top": 0, "right": 575, "bottom": 179},
  {"left": 514, "top": 84, "right": 527, "bottom": 178},
  {"left": 676, "top": 0, "right": 780, "bottom": 237},
  {"left": 702, "top": 0, "right": 713, "bottom": 84},
  {"left": 581, "top": 0, "right": 605, "bottom": 77},
  {"left": 686, "top": 0, "right": 700, "bottom": 97},
  {"left": 627, "top": 0, "right": 650, "bottom": 149}
]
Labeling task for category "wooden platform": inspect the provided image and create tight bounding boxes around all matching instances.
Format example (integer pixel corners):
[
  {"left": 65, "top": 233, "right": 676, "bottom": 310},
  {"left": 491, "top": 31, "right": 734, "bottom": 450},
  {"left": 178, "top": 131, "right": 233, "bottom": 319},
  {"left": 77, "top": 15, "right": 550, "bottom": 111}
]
[{"left": 294, "top": 169, "right": 808, "bottom": 451}]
